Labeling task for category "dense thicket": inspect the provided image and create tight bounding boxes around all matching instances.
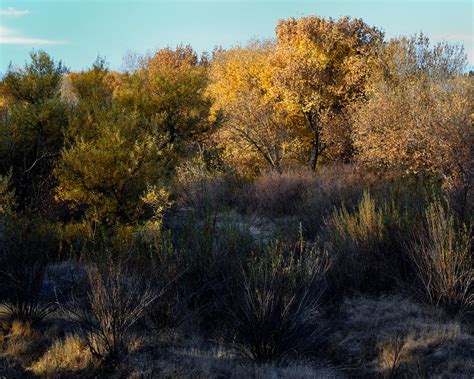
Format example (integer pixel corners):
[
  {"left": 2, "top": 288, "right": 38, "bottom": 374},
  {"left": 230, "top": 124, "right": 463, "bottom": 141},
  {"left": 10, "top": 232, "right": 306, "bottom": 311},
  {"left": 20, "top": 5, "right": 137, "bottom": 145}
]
[{"left": 1, "top": 17, "right": 471, "bottom": 223}]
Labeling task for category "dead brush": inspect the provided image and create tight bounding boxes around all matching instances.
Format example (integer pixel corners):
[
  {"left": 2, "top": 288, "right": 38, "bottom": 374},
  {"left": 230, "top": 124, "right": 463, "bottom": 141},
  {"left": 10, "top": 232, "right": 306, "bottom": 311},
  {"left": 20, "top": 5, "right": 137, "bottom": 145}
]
[
  {"left": 379, "top": 333, "right": 407, "bottom": 379},
  {"left": 219, "top": 240, "right": 331, "bottom": 363},
  {"left": 60, "top": 257, "right": 156, "bottom": 364}
]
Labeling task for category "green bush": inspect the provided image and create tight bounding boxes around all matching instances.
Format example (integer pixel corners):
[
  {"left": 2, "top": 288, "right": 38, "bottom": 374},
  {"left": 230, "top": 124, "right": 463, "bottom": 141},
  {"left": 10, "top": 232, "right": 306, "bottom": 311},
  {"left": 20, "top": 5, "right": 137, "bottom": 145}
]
[{"left": 325, "top": 190, "right": 414, "bottom": 295}]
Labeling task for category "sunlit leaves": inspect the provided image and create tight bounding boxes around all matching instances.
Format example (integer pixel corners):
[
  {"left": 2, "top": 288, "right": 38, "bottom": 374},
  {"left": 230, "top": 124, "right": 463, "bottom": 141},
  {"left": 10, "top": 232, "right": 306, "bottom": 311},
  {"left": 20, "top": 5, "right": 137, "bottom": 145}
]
[
  {"left": 207, "top": 41, "right": 298, "bottom": 174},
  {"left": 352, "top": 35, "right": 471, "bottom": 188},
  {"left": 272, "top": 16, "right": 383, "bottom": 169}
]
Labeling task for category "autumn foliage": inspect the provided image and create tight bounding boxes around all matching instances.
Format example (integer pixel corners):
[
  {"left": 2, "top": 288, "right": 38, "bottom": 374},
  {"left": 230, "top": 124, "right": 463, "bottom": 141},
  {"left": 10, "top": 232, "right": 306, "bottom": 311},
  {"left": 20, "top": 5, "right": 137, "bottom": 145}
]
[{"left": 0, "top": 14, "right": 472, "bottom": 377}]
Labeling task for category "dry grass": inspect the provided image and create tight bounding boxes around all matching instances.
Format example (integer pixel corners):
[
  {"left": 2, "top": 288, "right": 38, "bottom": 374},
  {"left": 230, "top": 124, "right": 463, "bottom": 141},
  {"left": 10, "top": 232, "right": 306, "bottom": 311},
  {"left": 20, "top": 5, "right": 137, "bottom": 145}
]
[
  {"left": 0, "top": 320, "right": 35, "bottom": 358},
  {"left": 329, "top": 295, "right": 474, "bottom": 377},
  {"left": 0, "top": 320, "right": 53, "bottom": 375},
  {"left": 123, "top": 343, "right": 341, "bottom": 378},
  {"left": 28, "top": 334, "right": 92, "bottom": 376}
]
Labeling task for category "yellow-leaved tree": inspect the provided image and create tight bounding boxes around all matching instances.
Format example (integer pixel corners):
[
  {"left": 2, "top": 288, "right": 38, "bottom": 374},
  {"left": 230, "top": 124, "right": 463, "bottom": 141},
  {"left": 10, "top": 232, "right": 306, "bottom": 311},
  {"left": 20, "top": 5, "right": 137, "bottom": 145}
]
[
  {"left": 207, "top": 41, "right": 298, "bottom": 175},
  {"left": 272, "top": 16, "right": 383, "bottom": 170}
]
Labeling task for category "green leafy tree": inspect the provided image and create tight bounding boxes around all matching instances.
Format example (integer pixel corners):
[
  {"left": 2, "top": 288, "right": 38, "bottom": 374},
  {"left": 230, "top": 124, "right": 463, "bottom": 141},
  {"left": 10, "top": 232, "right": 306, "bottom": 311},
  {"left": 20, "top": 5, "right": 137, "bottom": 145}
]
[
  {"left": 55, "top": 47, "right": 214, "bottom": 223},
  {"left": 55, "top": 112, "right": 168, "bottom": 223},
  {"left": 0, "top": 51, "right": 68, "bottom": 212},
  {"left": 116, "top": 45, "right": 215, "bottom": 154}
]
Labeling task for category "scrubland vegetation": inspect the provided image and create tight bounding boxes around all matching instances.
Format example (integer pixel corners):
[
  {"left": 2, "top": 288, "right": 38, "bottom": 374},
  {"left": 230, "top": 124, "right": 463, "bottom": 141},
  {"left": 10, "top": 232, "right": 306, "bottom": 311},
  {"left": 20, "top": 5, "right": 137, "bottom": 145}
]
[{"left": 0, "top": 15, "right": 472, "bottom": 378}]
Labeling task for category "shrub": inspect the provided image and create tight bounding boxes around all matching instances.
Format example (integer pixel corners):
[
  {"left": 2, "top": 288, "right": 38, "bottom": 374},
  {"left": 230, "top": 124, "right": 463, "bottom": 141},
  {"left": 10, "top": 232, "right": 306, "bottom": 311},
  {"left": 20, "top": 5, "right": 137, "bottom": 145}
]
[
  {"left": 0, "top": 218, "right": 58, "bottom": 324},
  {"left": 0, "top": 171, "right": 16, "bottom": 219},
  {"left": 56, "top": 221, "right": 95, "bottom": 258},
  {"left": 60, "top": 222, "right": 186, "bottom": 333},
  {"left": 325, "top": 190, "right": 412, "bottom": 295},
  {"left": 297, "top": 165, "right": 376, "bottom": 237},
  {"left": 238, "top": 165, "right": 381, "bottom": 238},
  {"left": 61, "top": 258, "right": 156, "bottom": 363},
  {"left": 176, "top": 210, "right": 254, "bottom": 294},
  {"left": 134, "top": 230, "right": 188, "bottom": 331},
  {"left": 247, "top": 169, "right": 316, "bottom": 217},
  {"left": 175, "top": 157, "right": 244, "bottom": 215},
  {"left": 220, "top": 241, "right": 331, "bottom": 363},
  {"left": 409, "top": 201, "right": 473, "bottom": 315}
]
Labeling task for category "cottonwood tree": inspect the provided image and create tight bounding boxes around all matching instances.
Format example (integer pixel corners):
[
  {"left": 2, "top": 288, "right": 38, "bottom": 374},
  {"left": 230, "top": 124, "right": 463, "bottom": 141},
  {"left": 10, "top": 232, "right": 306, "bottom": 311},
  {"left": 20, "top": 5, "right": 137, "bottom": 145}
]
[
  {"left": 352, "top": 35, "right": 472, "bottom": 195},
  {"left": 207, "top": 42, "right": 297, "bottom": 175},
  {"left": 272, "top": 16, "right": 383, "bottom": 170}
]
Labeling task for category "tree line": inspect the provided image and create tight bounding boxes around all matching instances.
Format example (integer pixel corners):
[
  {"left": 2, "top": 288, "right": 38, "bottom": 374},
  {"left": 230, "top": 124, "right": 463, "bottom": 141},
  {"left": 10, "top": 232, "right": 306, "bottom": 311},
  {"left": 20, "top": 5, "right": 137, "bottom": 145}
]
[{"left": 0, "top": 15, "right": 471, "bottom": 225}]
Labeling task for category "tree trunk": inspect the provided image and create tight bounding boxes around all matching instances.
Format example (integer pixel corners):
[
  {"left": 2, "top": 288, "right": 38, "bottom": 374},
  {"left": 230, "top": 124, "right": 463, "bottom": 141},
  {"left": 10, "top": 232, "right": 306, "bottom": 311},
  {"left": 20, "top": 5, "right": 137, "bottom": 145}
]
[
  {"left": 310, "top": 141, "right": 318, "bottom": 171},
  {"left": 304, "top": 111, "right": 320, "bottom": 171}
]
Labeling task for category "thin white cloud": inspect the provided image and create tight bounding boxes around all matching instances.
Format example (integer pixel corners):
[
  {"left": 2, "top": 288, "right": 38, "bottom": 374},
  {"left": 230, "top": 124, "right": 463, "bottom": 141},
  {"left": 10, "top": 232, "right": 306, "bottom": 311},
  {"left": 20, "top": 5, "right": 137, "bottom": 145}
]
[
  {"left": 0, "top": 36, "right": 68, "bottom": 45},
  {"left": 0, "top": 7, "right": 31, "bottom": 17},
  {"left": 0, "top": 26, "right": 14, "bottom": 35},
  {"left": 0, "top": 26, "right": 68, "bottom": 45}
]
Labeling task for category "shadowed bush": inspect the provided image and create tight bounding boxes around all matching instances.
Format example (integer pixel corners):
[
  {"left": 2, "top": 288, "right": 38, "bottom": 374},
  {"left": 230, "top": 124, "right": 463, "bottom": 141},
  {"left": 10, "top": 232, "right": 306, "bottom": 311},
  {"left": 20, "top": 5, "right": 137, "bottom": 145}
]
[
  {"left": 0, "top": 217, "right": 58, "bottom": 325},
  {"left": 61, "top": 257, "right": 156, "bottom": 364},
  {"left": 247, "top": 169, "right": 316, "bottom": 218},
  {"left": 325, "top": 190, "right": 416, "bottom": 295},
  {"left": 175, "top": 210, "right": 255, "bottom": 311},
  {"left": 237, "top": 165, "right": 382, "bottom": 238},
  {"left": 220, "top": 240, "right": 331, "bottom": 363},
  {"left": 175, "top": 157, "right": 245, "bottom": 215}
]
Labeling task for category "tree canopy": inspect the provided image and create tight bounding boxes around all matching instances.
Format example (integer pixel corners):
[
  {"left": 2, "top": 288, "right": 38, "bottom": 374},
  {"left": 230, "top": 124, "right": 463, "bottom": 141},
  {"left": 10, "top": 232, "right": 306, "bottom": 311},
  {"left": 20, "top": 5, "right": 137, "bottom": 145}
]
[{"left": 0, "top": 16, "right": 470, "bottom": 225}]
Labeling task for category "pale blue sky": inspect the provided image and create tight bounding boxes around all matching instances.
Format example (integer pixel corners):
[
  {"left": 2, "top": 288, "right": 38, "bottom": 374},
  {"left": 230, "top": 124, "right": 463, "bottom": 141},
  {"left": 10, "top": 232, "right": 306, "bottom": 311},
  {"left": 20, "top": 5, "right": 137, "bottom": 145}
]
[{"left": 0, "top": 0, "right": 472, "bottom": 73}]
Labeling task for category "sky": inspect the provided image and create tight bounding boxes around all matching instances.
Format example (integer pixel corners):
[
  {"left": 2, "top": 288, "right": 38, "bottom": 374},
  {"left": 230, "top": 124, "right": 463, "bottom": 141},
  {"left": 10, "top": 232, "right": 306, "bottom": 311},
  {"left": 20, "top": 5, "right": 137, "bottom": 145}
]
[{"left": 0, "top": 0, "right": 472, "bottom": 73}]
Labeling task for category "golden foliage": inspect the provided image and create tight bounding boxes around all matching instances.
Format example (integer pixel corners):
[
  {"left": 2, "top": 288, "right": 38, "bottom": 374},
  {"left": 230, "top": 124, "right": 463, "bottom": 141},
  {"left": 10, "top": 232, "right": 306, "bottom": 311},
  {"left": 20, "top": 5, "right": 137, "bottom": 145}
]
[
  {"left": 207, "top": 41, "right": 300, "bottom": 175},
  {"left": 272, "top": 16, "right": 383, "bottom": 169},
  {"left": 353, "top": 35, "right": 472, "bottom": 187}
]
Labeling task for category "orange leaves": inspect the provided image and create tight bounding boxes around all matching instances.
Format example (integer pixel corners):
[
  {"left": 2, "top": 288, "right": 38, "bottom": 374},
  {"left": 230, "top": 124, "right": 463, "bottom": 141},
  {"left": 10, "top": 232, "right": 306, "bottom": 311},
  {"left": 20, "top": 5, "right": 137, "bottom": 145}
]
[{"left": 147, "top": 45, "right": 198, "bottom": 73}]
